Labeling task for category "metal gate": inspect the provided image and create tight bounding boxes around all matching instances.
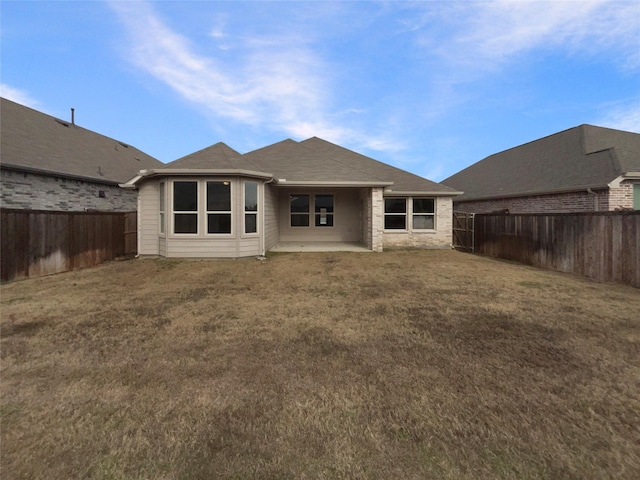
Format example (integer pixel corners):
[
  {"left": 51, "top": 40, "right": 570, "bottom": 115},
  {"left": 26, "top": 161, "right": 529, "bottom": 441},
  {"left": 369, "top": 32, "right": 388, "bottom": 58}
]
[{"left": 453, "top": 211, "right": 474, "bottom": 251}]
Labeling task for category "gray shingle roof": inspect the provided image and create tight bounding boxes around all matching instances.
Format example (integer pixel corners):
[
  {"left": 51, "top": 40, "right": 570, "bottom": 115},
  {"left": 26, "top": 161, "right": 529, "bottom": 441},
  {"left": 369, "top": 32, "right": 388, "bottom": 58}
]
[
  {"left": 162, "top": 142, "right": 264, "bottom": 171},
  {"left": 243, "top": 137, "right": 459, "bottom": 193},
  {"left": 442, "top": 125, "right": 640, "bottom": 201},
  {"left": 300, "top": 137, "right": 459, "bottom": 194},
  {"left": 1, "top": 97, "right": 162, "bottom": 184}
]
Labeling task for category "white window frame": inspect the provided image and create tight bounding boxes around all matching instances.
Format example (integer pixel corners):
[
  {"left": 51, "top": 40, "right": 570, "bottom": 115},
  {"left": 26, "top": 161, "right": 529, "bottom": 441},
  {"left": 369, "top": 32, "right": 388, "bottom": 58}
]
[
  {"left": 383, "top": 196, "right": 437, "bottom": 231},
  {"left": 290, "top": 194, "right": 311, "bottom": 227},
  {"left": 243, "top": 181, "right": 259, "bottom": 236},
  {"left": 314, "top": 194, "right": 335, "bottom": 227},
  {"left": 206, "top": 180, "right": 233, "bottom": 236},
  {"left": 384, "top": 197, "right": 408, "bottom": 231},
  {"left": 412, "top": 197, "right": 436, "bottom": 231},
  {"left": 172, "top": 180, "right": 199, "bottom": 236}
]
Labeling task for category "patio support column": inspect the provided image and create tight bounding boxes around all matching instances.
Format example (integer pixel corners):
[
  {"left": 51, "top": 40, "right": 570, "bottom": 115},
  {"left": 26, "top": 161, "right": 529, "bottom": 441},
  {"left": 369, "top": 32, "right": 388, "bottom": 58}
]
[{"left": 371, "top": 187, "right": 384, "bottom": 252}]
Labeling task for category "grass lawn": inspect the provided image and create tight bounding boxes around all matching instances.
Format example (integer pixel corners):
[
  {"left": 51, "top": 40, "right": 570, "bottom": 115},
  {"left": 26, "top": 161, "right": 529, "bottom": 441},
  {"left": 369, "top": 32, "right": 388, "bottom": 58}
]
[{"left": 1, "top": 250, "right": 639, "bottom": 479}]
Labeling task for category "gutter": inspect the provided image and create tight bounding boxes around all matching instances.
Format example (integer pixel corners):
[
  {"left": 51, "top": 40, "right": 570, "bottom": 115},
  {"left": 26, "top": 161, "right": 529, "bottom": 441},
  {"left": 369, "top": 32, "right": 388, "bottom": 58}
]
[
  {"left": 274, "top": 180, "right": 394, "bottom": 188},
  {"left": 119, "top": 168, "right": 275, "bottom": 188}
]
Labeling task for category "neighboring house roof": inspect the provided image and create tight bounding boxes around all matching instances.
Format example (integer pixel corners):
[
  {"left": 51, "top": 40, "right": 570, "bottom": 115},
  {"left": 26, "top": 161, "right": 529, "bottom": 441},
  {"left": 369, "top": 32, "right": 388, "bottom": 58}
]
[
  {"left": 163, "top": 142, "right": 264, "bottom": 171},
  {"left": 0, "top": 97, "right": 163, "bottom": 185},
  {"left": 442, "top": 124, "right": 640, "bottom": 201}
]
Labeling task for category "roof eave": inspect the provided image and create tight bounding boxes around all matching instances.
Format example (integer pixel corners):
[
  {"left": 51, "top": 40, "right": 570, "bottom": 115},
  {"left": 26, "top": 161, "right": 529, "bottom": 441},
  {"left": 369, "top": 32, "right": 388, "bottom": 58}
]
[
  {"left": 1, "top": 163, "right": 121, "bottom": 186},
  {"left": 384, "top": 189, "right": 463, "bottom": 197},
  {"left": 275, "top": 180, "right": 394, "bottom": 188},
  {"left": 609, "top": 173, "right": 640, "bottom": 188},
  {"left": 455, "top": 183, "right": 613, "bottom": 202},
  {"left": 121, "top": 168, "right": 275, "bottom": 187}
]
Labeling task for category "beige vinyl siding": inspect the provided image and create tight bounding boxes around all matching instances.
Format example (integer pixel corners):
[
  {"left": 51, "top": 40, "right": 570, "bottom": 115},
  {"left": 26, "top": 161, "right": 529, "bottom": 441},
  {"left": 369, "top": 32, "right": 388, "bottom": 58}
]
[
  {"left": 138, "top": 181, "right": 160, "bottom": 256},
  {"left": 264, "top": 183, "right": 280, "bottom": 251},
  {"left": 278, "top": 188, "right": 362, "bottom": 242},
  {"left": 165, "top": 238, "right": 240, "bottom": 258}
]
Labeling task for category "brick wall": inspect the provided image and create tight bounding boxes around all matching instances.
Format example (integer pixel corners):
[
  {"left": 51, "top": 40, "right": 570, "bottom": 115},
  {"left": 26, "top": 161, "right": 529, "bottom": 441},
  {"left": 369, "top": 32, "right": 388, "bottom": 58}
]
[
  {"left": 607, "top": 180, "right": 638, "bottom": 210},
  {"left": 454, "top": 189, "right": 610, "bottom": 214},
  {"left": 1, "top": 169, "right": 137, "bottom": 212},
  {"left": 382, "top": 196, "right": 453, "bottom": 249}
]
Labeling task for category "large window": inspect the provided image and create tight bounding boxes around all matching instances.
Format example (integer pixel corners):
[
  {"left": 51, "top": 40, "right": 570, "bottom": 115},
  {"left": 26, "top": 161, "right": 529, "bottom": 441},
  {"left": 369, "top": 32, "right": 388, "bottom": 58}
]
[
  {"left": 384, "top": 197, "right": 436, "bottom": 230},
  {"left": 245, "top": 181, "right": 258, "bottom": 234},
  {"left": 315, "top": 194, "right": 334, "bottom": 227},
  {"left": 173, "top": 181, "right": 198, "bottom": 234},
  {"left": 384, "top": 198, "right": 407, "bottom": 230},
  {"left": 290, "top": 194, "right": 310, "bottom": 227},
  {"left": 159, "top": 182, "right": 165, "bottom": 234},
  {"left": 413, "top": 198, "right": 435, "bottom": 229},
  {"left": 207, "top": 181, "right": 231, "bottom": 234}
]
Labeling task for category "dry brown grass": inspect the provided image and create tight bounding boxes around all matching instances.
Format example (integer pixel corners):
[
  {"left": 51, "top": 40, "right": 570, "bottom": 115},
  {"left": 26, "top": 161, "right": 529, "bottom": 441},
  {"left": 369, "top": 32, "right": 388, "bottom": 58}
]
[{"left": 1, "top": 250, "right": 639, "bottom": 479}]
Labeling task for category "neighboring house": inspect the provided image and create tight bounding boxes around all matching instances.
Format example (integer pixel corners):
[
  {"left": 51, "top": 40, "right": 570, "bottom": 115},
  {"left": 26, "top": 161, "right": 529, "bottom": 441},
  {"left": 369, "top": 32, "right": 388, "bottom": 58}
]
[
  {"left": 1, "top": 98, "right": 163, "bottom": 212},
  {"left": 122, "top": 137, "right": 461, "bottom": 257},
  {"left": 442, "top": 125, "right": 640, "bottom": 214}
]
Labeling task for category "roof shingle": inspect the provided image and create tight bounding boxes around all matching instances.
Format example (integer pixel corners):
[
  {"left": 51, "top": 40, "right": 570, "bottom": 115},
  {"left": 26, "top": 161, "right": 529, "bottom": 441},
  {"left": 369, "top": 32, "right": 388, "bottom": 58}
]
[{"left": 1, "top": 97, "right": 163, "bottom": 184}]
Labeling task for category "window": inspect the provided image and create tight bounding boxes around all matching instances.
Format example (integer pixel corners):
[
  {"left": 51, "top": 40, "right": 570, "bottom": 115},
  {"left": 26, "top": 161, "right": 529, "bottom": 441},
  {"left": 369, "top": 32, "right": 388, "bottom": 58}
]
[
  {"left": 207, "top": 181, "right": 231, "bottom": 234},
  {"left": 159, "top": 182, "right": 165, "bottom": 234},
  {"left": 315, "top": 194, "right": 334, "bottom": 227},
  {"left": 245, "top": 181, "right": 258, "bottom": 234},
  {"left": 290, "top": 194, "right": 310, "bottom": 227},
  {"left": 173, "top": 181, "right": 198, "bottom": 234},
  {"left": 413, "top": 198, "right": 435, "bottom": 229},
  {"left": 384, "top": 198, "right": 407, "bottom": 229}
]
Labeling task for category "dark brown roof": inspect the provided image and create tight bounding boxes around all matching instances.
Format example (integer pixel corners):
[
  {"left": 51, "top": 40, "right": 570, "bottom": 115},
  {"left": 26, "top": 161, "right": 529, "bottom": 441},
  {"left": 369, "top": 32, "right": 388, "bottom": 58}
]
[
  {"left": 442, "top": 125, "right": 640, "bottom": 201},
  {"left": 0, "top": 97, "right": 163, "bottom": 184}
]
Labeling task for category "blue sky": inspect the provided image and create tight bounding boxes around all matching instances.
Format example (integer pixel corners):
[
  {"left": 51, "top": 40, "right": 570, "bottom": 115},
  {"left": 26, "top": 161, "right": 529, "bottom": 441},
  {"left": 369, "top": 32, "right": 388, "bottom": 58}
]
[{"left": 2, "top": 1, "right": 639, "bottom": 181}]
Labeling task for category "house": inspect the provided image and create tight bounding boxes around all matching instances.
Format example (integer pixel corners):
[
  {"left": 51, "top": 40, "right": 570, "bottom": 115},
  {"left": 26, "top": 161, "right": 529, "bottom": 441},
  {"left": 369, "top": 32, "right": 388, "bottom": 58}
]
[
  {"left": 0, "top": 97, "right": 163, "bottom": 212},
  {"left": 122, "top": 137, "right": 461, "bottom": 257},
  {"left": 442, "top": 125, "right": 640, "bottom": 214}
]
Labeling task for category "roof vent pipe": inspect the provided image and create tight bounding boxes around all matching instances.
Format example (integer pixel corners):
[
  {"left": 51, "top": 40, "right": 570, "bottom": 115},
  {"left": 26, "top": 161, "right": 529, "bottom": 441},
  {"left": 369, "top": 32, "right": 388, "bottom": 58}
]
[{"left": 71, "top": 108, "right": 75, "bottom": 125}]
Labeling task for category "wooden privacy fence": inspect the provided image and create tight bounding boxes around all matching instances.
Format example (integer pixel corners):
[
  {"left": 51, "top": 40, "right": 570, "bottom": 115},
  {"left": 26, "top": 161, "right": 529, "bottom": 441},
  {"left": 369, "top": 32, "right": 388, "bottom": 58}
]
[
  {"left": 474, "top": 212, "right": 640, "bottom": 287},
  {"left": 1, "top": 209, "right": 137, "bottom": 282}
]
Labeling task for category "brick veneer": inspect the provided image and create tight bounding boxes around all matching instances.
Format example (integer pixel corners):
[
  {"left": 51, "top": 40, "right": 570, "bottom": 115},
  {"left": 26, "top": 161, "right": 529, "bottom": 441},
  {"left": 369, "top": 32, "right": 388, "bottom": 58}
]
[
  {"left": 1, "top": 169, "right": 137, "bottom": 212},
  {"left": 454, "top": 181, "right": 639, "bottom": 214}
]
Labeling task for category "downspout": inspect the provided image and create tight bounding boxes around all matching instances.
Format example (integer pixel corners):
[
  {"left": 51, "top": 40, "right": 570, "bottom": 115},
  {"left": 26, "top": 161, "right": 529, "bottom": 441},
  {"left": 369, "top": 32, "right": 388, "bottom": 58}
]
[{"left": 587, "top": 188, "right": 599, "bottom": 211}]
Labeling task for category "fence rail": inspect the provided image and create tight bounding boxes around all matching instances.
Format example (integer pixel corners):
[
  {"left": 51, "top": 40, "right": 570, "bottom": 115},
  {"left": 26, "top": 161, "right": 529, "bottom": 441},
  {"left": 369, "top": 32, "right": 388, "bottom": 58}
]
[
  {"left": 474, "top": 212, "right": 640, "bottom": 287},
  {"left": 1, "top": 209, "right": 137, "bottom": 282}
]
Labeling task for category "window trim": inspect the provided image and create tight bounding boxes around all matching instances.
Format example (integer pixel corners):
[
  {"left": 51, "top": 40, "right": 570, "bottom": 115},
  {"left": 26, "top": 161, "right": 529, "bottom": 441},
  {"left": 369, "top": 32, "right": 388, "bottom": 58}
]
[
  {"left": 290, "top": 193, "right": 311, "bottom": 227},
  {"left": 172, "top": 180, "right": 199, "bottom": 236},
  {"left": 243, "top": 180, "right": 259, "bottom": 236},
  {"left": 205, "top": 180, "right": 233, "bottom": 236},
  {"left": 383, "top": 196, "right": 437, "bottom": 232},
  {"left": 314, "top": 194, "right": 335, "bottom": 228},
  {"left": 384, "top": 197, "right": 408, "bottom": 231},
  {"left": 412, "top": 197, "right": 436, "bottom": 231},
  {"left": 159, "top": 182, "right": 165, "bottom": 236}
]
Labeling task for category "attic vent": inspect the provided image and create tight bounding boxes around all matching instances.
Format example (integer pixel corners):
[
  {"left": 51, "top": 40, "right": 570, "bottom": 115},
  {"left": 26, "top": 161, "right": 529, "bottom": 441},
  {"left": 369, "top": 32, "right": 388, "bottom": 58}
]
[
  {"left": 55, "top": 119, "right": 70, "bottom": 127},
  {"left": 135, "top": 157, "right": 141, "bottom": 161},
  {"left": 118, "top": 141, "right": 130, "bottom": 148}
]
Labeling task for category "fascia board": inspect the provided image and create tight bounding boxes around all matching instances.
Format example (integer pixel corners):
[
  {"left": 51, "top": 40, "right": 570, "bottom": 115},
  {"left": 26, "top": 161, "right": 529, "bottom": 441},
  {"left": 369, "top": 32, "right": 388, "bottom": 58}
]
[
  {"left": 609, "top": 173, "right": 640, "bottom": 188},
  {"left": 121, "top": 168, "right": 274, "bottom": 187},
  {"left": 275, "top": 180, "right": 394, "bottom": 187},
  {"left": 1, "top": 163, "right": 121, "bottom": 186},
  {"left": 384, "top": 190, "right": 463, "bottom": 197}
]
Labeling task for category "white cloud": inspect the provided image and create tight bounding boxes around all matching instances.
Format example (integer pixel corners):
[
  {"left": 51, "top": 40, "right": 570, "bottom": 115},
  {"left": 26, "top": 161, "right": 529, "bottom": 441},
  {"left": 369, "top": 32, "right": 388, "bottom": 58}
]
[
  {"left": 598, "top": 100, "right": 640, "bottom": 132},
  {"left": 107, "top": 1, "right": 402, "bottom": 155},
  {"left": 414, "top": 0, "right": 640, "bottom": 74},
  {"left": 0, "top": 84, "right": 40, "bottom": 108}
]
